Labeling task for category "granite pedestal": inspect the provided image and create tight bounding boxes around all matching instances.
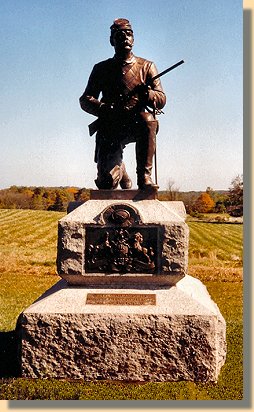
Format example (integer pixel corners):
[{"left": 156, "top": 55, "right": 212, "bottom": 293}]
[
  {"left": 17, "top": 275, "right": 226, "bottom": 381},
  {"left": 17, "top": 192, "right": 226, "bottom": 381}
]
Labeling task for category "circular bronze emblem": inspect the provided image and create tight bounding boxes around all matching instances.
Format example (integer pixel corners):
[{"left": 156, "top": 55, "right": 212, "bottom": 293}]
[
  {"left": 111, "top": 209, "right": 130, "bottom": 224},
  {"left": 99, "top": 203, "right": 142, "bottom": 226}
]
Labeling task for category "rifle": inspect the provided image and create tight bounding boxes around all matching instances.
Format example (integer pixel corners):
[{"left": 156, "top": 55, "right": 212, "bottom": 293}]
[{"left": 88, "top": 59, "right": 184, "bottom": 136}]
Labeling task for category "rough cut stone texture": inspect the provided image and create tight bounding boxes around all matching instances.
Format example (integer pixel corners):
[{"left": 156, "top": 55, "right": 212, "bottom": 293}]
[
  {"left": 160, "top": 224, "right": 189, "bottom": 276},
  {"left": 17, "top": 276, "right": 226, "bottom": 382},
  {"left": 57, "top": 200, "right": 189, "bottom": 286}
]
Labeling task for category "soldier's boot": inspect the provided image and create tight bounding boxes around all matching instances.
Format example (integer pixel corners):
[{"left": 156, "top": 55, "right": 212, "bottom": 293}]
[
  {"left": 119, "top": 162, "right": 132, "bottom": 189},
  {"left": 136, "top": 114, "right": 159, "bottom": 190}
]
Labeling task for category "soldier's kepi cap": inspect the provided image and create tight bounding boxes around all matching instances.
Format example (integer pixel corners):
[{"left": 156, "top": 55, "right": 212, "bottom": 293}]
[
  {"left": 110, "top": 18, "right": 133, "bottom": 34},
  {"left": 110, "top": 18, "right": 133, "bottom": 45}
]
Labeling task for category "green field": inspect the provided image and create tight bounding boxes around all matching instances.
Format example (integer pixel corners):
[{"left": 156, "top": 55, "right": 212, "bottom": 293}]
[{"left": 0, "top": 209, "right": 243, "bottom": 400}]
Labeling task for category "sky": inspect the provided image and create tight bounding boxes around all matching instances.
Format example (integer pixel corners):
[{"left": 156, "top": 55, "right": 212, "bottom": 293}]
[{"left": 0, "top": 0, "right": 243, "bottom": 191}]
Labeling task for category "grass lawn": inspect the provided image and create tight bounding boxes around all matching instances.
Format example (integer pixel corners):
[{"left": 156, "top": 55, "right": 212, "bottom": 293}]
[{"left": 0, "top": 209, "right": 243, "bottom": 400}]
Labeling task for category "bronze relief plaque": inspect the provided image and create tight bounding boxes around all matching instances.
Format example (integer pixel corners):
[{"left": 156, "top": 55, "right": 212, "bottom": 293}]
[
  {"left": 86, "top": 293, "right": 156, "bottom": 305},
  {"left": 85, "top": 226, "right": 158, "bottom": 274}
]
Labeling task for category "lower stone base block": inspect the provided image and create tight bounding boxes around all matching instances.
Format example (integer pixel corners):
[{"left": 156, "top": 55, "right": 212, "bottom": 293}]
[{"left": 17, "top": 275, "right": 226, "bottom": 382}]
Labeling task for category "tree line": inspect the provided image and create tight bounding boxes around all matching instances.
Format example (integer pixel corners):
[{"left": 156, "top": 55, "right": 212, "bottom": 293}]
[
  {"left": 0, "top": 175, "right": 243, "bottom": 216},
  {"left": 0, "top": 186, "right": 90, "bottom": 212},
  {"left": 156, "top": 175, "right": 243, "bottom": 217}
]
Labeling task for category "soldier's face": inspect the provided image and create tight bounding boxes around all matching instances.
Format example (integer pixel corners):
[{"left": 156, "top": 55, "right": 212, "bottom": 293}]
[{"left": 112, "top": 29, "right": 134, "bottom": 52}]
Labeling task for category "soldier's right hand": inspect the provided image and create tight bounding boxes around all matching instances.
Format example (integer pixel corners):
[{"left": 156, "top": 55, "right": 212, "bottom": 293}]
[{"left": 135, "top": 84, "right": 151, "bottom": 103}]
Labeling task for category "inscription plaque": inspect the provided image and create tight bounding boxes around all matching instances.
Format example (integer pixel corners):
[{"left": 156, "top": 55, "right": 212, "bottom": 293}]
[{"left": 86, "top": 293, "right": 156, "bottom": 306}]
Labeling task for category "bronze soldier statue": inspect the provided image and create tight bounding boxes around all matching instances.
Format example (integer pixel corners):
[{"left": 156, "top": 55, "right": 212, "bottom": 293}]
[{"left": 79, "top": 18, "right": 166, "bottom": 190}]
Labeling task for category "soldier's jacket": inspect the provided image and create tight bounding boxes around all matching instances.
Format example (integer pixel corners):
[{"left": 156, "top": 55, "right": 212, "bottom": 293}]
[{"left": 79, "top": 54, "right": 166, "bottom": 117}]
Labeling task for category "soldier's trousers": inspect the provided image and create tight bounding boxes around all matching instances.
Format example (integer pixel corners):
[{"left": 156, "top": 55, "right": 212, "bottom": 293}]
[{"left": 94, "top": 112, "right": 158, "bottom": 189}]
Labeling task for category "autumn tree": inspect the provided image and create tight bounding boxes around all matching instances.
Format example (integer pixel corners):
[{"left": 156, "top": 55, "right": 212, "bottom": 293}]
[
  {"left": 48, "top": 189, "right": 73, "bottom": 211},
  {"left": 193, "top": 192, "right": 215, "bottom": 213},
  {"left": 0, "top": 188, "right": 32, "bottom": 209},
  {"left": 75, "top": 188, "right": 90, "bottom": 202},
  {"left": 31, "top": 187, "right": 45, "bottom": 210}
]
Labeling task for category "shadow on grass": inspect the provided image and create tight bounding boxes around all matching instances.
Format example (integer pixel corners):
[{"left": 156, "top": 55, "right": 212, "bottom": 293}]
[{"left": 0, "top": 330, "right": 20, "bottom": 378}]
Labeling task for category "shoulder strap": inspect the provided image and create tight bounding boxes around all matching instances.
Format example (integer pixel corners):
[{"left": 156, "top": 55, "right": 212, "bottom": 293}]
[{"left": 121, "top": 57, "right": 147, "bottom": 93}]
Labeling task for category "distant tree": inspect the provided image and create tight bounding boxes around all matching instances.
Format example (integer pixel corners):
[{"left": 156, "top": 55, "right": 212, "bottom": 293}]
[
  {"left": 48, "top": 189, "right": 69, "bottom": 211},
  {"left": 22, "top": 187, "right": 34, "bottom": 199},
  {"left": 0, "top": 189, "right": 32, "bottom": 209},
  {"left": 66, "top": 187, "right": 79, "bottom": 196},
  {"left": 54, "top": 191, "right": 65, "bottom": 211},
  {"left": 166, "top": 179, "right": 180, "bottom": 201},
  {"left": 178, "top": 191, "right": 199, "bottom": 214},
  {"left": 33, "top": 187, "right": 43, "bottom": 196},
  {"left": 206, "top": 186, "right": 216, "bottom": 201},
  {"left": 31, "top": 187, "right": 45, "bottom": 210},
  {"left": 214, "top": 199, "right": 227, "bottom": 214},
  {"left": 227, "top": 175, "right": 243, "bottom": 217},
  {"left": 194, "top": 192, "right": 215, "bottom": 213},
  {"left": 75, "top": 188, "right": 90, "bottom": 202},
  {"left": 212, "top": 192, "right": 229, "bottom": 213}
]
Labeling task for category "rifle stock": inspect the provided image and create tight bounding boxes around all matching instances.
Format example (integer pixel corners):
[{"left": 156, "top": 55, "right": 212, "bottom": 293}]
[{"left": 89, "top": 119, "right": 99, "bottom": 136}]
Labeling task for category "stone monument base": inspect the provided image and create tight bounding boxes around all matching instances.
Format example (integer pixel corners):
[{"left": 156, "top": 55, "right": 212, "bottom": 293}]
[{"left": 17, "top": 275, "right": 226, "bottom": 382}]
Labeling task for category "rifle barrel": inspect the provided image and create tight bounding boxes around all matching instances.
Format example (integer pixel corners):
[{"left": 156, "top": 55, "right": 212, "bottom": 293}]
[{"left": 151, "top": 59, "right": 184, "bottom": 82}]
